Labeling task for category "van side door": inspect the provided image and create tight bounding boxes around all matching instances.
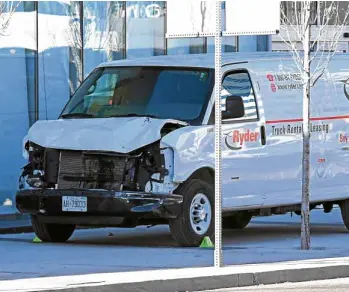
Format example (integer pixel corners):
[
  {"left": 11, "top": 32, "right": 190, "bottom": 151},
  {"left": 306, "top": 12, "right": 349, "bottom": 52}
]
[{"left": 208, "top": 69, "right": 266, "bottom": 210}]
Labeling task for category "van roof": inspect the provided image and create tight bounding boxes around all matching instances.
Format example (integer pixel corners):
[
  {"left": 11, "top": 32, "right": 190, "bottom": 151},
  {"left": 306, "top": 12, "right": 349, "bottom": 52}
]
[{"left": 98, "top": 52, "right": 349, "bottom": 69}]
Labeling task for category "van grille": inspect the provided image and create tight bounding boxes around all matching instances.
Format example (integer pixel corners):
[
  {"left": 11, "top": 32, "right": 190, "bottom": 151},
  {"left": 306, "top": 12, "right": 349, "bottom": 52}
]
[
  {"left": 57, "top": 151, "right": 83, "bottom": 189},
  {"left": 57, "top": 150, "right": 127, "bottom": 190}
]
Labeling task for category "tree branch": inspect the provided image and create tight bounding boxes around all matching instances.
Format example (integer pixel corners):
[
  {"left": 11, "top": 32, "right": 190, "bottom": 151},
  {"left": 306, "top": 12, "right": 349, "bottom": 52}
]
[{"left": 0, "top": 1, "right": 21, "bottom": 36}]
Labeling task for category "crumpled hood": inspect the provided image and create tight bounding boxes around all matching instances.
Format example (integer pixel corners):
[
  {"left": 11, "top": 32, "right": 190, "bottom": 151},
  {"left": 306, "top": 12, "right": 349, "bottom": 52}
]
[{"left": 27, "top": 117, "right": 187, "bottom": 153}]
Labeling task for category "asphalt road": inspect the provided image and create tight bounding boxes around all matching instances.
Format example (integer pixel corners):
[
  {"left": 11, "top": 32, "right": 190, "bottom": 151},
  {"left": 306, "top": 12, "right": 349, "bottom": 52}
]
[
  {"left": 0, "top": 208, "right": 348, "bottom": 281},
  {"left": 205, "top": 278, "right": 349, "bottom": 291}
]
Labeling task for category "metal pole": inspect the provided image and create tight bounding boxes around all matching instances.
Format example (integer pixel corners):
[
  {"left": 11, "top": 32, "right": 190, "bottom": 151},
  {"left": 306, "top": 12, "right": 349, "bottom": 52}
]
[
  {"left": 34, "top": 1, "right": 39, "bottom": 122},
  {"left": 79, "top": 1, "right": 84, "bottom": 81},
  {"left": 164, "top": 1, "right": 168, "bottom": 55},
  {"left": 123, "top": 2, "right": 127, "bottom": 59},
  {"left": 214, "top": 0, "right": 223, "bottom": 268}
]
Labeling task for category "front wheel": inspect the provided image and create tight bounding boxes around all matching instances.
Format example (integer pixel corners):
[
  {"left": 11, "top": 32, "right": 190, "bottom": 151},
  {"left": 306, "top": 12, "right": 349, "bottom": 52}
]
[
  {"left": 169, "top": 179, "right": 214, "bottom": 247},
  {"left": 31, "top": 215, "right": 75, "bottom": 243}
]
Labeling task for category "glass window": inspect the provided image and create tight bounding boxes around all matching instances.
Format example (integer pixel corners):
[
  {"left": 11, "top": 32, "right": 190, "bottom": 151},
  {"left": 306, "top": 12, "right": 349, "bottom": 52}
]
[
  {"left": 167, "top": 38, "right": 206, "bottom": 55},
  {"left": 280, "top": 1, "right": 317, "bottom": 24},
  {"left": 126, "top": 1, "right": 166, "bottom": 58},
  {"left": 66, "top": 1, "right": 83, "bottom": 88},
  {"left": 222, "top": 72, "right": 258, "bottom": 121},
  {"left": 281, "top": 1, "right": 349, "bottom": 26},
  {"left": 38, "top": 1, "right": 67, "bottom": 16},
  {"left": 257, "top": 35, "right": 270, "bottom": 51},
  {"left": 38, "top": 1, "right": 79, "bottom": 120},
  {"left": 319, "top": 1, "right": 349, "bottom": 25},
  {"left": 61, "top": 66, "right": 214, "bottom": 125},
  {"left": 207, "top": 36, "right": 237, "bottom": 53},
  {"left": 209, "top": 71, "right": 258, "bottom": 123},
  {"left": 83, "top": 1, "right": 125, "bottom": 77}
]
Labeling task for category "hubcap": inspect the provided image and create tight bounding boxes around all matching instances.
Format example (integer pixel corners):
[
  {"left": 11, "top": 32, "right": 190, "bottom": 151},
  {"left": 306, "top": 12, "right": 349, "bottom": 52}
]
[{"left": 190, "top": 193, "right": 212, "bottom": 235}]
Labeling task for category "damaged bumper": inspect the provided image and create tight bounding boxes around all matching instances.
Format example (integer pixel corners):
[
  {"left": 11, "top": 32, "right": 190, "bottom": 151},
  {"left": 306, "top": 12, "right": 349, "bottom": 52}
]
[{"left": 16, "top": 189, "right": 183, "bottom": 221}]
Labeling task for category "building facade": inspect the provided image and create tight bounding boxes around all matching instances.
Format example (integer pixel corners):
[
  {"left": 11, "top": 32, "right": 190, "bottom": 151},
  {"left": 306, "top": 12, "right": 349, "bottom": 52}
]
[
  {"left": 0, "top": 1, "right": 270, "bottom": 211},
  {"left": 272, "top": 1, "right": 349, "bottom": 52}
]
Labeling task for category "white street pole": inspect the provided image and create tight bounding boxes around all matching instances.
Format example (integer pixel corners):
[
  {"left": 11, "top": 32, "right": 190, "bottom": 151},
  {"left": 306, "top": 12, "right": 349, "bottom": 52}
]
[{"left": 214, "top": 0, "right": 223, "bottom": 268}]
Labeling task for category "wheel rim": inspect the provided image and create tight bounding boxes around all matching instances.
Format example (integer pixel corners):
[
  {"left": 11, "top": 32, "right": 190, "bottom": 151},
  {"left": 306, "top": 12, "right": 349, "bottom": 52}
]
[{"left": 189, "top": 193, "right": 212, "bottom": 235}]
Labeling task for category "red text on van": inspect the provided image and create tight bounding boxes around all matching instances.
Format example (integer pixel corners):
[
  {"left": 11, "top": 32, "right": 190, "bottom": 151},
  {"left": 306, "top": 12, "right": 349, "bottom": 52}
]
[
  {"left": 270, "top": 84, "right": 277, "bottom": 92},
  {"left": 232, "top": 129, "right": 259, "bottom": 145},
  {"left": 340, "top": 133, "right": 349, "bottom": 143}
]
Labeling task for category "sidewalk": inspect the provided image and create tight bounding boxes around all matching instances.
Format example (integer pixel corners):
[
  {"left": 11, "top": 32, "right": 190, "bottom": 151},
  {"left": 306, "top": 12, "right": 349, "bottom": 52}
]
[
  {"left": 1, "top": 209, "right": 348, "bottom": 291},
  {"left": 2, "top": 256, "right": 349, "bottom": 292}
]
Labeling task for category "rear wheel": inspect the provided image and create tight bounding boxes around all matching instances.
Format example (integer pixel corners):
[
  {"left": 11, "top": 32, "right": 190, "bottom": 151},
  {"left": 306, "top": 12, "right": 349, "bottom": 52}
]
[
  {"left": 340, "top": 200, "right": 349, "bottom": 231},
  {"left": 31, "top": 215, "right": 75, "bottom": 242},
  {"left": 223, "top": 211, "right": 252, "bottom": 230},
  {"left": 169, "top": 179, "right": 214, "bottom": 247}
]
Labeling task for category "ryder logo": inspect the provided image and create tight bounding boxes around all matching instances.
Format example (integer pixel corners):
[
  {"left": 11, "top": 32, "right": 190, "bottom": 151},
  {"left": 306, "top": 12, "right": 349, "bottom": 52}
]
[{"left": 225, "top": 129, "right": 259, "bottom": 150}]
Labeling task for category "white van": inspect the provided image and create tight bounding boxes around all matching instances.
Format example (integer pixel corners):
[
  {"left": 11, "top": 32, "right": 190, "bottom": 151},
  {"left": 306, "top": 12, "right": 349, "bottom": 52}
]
[{"left": 16, "top": 52, "right": 349, "bottom": 246}]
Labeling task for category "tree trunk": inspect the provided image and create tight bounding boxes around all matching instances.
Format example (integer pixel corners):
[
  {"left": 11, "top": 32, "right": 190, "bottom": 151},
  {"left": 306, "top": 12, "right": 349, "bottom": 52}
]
[{"left": 301, "top": 1, "right": 311, "bottom": 250}]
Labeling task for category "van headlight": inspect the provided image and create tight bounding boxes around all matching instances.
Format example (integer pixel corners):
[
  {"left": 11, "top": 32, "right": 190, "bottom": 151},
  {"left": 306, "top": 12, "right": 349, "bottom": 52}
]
[{"left": 22, "top": 137, "right": 29, "bottom": 160}]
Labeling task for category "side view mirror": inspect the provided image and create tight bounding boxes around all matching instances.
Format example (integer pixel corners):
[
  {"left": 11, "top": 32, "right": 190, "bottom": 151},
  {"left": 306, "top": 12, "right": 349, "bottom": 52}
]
[
  {"left": 87, "top": 84, "right": 96, "bottom": 94},
  {"left": 222, "top": 95, "right": 245, "bottom": 120}
]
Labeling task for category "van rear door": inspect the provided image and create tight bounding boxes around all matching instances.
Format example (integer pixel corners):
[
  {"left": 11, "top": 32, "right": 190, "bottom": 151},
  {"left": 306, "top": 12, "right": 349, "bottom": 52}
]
[{"left": 252, "top": 60, "right": 304, "bottom": 207}]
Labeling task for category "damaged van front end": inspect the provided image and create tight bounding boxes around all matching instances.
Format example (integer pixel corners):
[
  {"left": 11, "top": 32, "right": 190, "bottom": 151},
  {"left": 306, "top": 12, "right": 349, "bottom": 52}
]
[
  {"left": 16, "top": 117, "right": 186, "bottom": 228},
  {"left": 15, "top": 64, "right": 215, "bottom": 244}
]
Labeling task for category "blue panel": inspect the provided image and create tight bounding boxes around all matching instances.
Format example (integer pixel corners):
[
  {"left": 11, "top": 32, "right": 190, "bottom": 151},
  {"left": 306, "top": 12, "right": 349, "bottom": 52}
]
[
  {"left": 0, "top": 49, "right": 31, "bottom": 206},
  {"left": 238, "top": 35, "right": 257, "bottom": 52}
]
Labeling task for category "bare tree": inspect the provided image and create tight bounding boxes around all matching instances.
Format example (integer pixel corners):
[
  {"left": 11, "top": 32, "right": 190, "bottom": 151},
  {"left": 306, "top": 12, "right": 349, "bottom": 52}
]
[
  {"left": 0, "top": 1, "right": 21, "bottom": 36},
  {"left": 105, "top": 1, "right": 125, "bottom": 62},
  {"left": 65, "top": 2, "right": 90, "bottom": 87},
  {"left": 200, "top": 2, "right": 207, "bottom": 33},
  {"left": 279, "top": 1, "right": 349, "bottom": 250},
  {"left": 189, "top": 1, "right": 215, "bottom": 35},
  {"left": 66, "top": 1, "right": 125, "bottom": 88}
]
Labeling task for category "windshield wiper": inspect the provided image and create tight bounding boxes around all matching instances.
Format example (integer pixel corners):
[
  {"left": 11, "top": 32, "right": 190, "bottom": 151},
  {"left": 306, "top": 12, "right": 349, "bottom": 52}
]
[
  {"left": 107, "top": 113, "right": 158, "bottom": 119},
  {"left": 61, "top": 113, "right": 96, "bottom": 119}
]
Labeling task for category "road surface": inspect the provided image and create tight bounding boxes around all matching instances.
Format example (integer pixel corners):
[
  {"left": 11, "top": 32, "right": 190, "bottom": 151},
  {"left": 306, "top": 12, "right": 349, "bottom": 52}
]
[{"left": 0, "top": 208, "right": 348, "bottom": 281}]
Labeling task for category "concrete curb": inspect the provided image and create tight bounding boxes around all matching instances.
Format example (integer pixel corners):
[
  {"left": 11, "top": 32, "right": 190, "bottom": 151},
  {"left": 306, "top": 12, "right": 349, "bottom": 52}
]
[
  {"left": 2, "top": 257, "right": 349, "bottom": 292},
  {"left": 0, "top": 207, "right": 28, "bottom": 221},
  {"left": 0, "top": 211, "right": 31, "bottom": 234},
  {"left": 50, "top": 266, "right": 349, "bottom": 292},
  {"left": 0, "top": 225, "right": 32, "bottom": 234}
]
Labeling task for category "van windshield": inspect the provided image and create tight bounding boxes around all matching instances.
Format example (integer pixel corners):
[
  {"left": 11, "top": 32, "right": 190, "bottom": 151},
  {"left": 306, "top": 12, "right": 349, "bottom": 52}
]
[{"left": 61, "top": 66, "right": 214, "bottom": 125}]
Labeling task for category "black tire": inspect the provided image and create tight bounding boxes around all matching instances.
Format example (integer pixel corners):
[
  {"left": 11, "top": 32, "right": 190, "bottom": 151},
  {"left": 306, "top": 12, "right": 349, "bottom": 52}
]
[
  {"left": 223, "top": 211, "right": 252, "bottom": 230},
  {"left": 340, "top": 200, "right": 349, "bottom": 231},
  {"left": 31, "top": 216, "right": 75, "bottom": 243},
  {"left": 169, "top": 179, "right": 214, "bottom": 247}
]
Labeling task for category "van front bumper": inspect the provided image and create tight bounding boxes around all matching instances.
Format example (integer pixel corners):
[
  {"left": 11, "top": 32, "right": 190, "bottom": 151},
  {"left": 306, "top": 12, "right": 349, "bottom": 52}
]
[{"left": 16, "top": 189, "right": 183, "bottom": 220}]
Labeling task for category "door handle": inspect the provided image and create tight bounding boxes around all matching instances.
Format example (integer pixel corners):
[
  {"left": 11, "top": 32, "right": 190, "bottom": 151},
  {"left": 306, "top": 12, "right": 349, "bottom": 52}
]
[{"left": 260, "top": 125, "right": 266, "bottom": 145}]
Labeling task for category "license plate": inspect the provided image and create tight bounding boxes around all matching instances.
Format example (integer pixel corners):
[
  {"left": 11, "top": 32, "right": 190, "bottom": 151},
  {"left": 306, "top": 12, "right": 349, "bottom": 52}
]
[{"left": 62, "top": 196, "right": 87, "bottom": 212}]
